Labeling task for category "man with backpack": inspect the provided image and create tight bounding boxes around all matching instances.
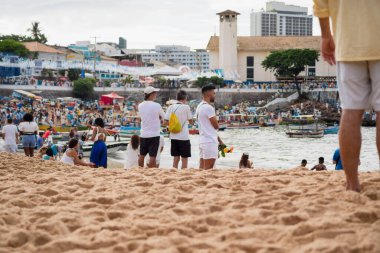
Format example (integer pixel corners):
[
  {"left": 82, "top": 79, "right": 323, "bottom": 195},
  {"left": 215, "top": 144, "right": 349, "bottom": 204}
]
[{"left": 165, "top": 90, "right": 193, "bottom": 169}]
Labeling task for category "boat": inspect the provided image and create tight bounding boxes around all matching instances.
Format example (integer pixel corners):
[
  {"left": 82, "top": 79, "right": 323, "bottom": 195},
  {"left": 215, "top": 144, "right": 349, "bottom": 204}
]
[
  {"left": 286, "top": 121, "right": 325, "bottom": 138},
  {"left": 39, "top": 124, "right": 89, "bottom": 132},
  {"left": 226, "top": 124, "right": 260, "bottom": 130},
  {"left": 324, "top": 125, "right": 339, "bottom": 134},
  {"left": 286, "top": 130, "right": 324, "bottom": 138}
]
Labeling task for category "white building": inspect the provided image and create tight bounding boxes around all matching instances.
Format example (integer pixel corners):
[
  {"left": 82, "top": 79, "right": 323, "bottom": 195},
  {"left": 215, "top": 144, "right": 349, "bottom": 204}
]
[
  {"left": 207, "top": 10, "right": 335, "bottom": 83},
  {"left": 139, "top": 45, "right": 210, "bottom": 72},
  {"left": 251, "top": 1, "right": 313, "bottom": 36}
]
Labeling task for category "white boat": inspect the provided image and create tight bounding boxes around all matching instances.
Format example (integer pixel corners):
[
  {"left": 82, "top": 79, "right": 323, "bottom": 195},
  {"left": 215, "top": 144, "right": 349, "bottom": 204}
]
[{"left": 286, "top": 130, "right": 324, "bottom": 138}]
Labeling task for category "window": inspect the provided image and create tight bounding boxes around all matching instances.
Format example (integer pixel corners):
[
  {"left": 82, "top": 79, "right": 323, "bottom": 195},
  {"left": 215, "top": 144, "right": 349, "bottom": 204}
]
[{"left": 247, "top": 68, "right": 254, "bottom": 79}]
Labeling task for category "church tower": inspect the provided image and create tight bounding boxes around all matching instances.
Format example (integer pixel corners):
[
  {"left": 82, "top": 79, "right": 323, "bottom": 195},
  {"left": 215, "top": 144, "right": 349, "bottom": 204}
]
[{"left": 217, "top": 10, "right": 240, "bottom": 81}]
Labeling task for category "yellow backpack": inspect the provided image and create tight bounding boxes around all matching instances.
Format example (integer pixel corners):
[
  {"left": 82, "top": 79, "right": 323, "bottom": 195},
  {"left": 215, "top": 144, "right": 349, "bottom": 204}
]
[{"left": 168, "top": 105, "right": 182, "bottom": 134}]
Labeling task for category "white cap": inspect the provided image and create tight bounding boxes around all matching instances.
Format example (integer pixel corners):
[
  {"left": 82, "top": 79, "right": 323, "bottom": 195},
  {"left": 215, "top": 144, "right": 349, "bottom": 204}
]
[{"left": 144, "top": 86, "right": 160, "bottom": 94}]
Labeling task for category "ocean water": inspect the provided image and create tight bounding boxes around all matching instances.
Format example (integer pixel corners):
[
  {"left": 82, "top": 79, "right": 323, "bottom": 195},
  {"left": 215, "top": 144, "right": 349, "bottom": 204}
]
[{"left": 113, "top": 126, "right": 378, "bottom": 171}]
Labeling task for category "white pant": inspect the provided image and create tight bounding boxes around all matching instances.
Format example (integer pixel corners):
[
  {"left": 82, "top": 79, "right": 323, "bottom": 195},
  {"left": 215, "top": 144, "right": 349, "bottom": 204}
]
[
  {"left": 4, "top": 144, "right": 17, "bottom": 153},
  {"left": 337, "top": 61, "right": 380, "bottom": 111},
  {"left": 199, "top": 142, "right": 218, "bottom": 160}
]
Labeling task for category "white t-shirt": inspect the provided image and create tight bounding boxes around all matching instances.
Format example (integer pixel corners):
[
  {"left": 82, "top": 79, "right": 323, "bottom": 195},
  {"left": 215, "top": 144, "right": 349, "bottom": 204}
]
[
  {"left": 165, "top": 102, "right": 192, "bottom": 140},
  {"left": 124, "top": 144, "right": 139, "bottom": 169},
  {"left": 138, "top": 101, "right": 165, "bottom": 138},
  {"left": 196, "top": 101, "right": 218, "bottom": 144},
  {"left": 18, "top": 121, "right": 39, "bottom": 133},
  {"left": 2, "top": 124, "right": 18, "bottom": 145}
]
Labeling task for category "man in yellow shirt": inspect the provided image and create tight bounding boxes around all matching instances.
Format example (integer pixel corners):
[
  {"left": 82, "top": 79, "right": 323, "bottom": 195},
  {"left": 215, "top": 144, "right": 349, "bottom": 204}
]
[{"left": 314, "top": 0, "right": 380, "bottom": 192}]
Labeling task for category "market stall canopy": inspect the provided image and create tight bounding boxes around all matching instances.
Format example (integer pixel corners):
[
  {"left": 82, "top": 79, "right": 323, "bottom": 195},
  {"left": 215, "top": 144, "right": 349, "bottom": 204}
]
[
  {"left": 13, "top": 90, "right": 42, "bottom": 100},
  {"left": 102, "top": 92, "right": 124, "bottom": 99},
  {"left": 100, "top": 92, "right": 124, "bottom": 106}
]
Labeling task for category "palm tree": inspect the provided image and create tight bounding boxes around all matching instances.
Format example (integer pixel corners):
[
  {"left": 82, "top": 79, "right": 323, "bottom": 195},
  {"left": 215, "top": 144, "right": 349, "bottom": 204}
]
[{"left": 27, "top": 22, "right": 47, "bottom": 43}]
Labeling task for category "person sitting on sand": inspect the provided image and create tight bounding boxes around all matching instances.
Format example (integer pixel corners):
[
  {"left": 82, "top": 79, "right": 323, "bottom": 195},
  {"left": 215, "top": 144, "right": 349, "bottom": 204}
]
[
  {"left": 311, "top": 157, "right": 327, "bottom": 171},
  {"left": 301, "top": 159, "right": 308, "bottom": 167},
  {"left": 124, "top": 135, "right": 140, "bottom": 170},
  {"left": 239, "top": 153, "right": 253, "bottom": 169},
  {"left": 43, "top": 147, "right": 55, "bottom": 161},
  {"left": 61, "top": 138, "right": 93, "bottom": 167}
]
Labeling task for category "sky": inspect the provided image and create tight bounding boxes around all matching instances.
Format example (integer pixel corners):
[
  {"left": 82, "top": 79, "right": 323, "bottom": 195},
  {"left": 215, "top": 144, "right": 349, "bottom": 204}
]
[{"left": 0, "top": 0, "right": 319, "bottom": 49}]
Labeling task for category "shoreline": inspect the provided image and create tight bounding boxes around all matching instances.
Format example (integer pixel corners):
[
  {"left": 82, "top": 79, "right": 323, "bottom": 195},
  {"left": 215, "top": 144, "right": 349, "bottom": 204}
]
[{"left": 0, "top": 153, "right": 379, "bottom": 253}]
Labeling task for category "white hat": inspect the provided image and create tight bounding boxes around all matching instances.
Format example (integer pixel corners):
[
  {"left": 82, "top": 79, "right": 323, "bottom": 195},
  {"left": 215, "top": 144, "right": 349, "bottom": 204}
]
[{"left": 144, "top": 86, "right": 160, "bottom": 94}]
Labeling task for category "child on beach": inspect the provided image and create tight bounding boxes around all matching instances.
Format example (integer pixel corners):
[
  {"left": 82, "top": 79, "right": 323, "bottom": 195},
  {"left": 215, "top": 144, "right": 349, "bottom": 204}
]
[
  {"left": 301, "top": 159, "right": 308, "bottom": 167},
  {"left": 311, "top": 157, "right": 327, "bottom": 171},
  {"left": 43, "top": 148, "right": 55, "bottom": 161},
  {"left": 239, "top": 153, "right": 253, "bottom": 169},
  {"left": 124, "top": 135, "right": 140, "bottom": 170}
]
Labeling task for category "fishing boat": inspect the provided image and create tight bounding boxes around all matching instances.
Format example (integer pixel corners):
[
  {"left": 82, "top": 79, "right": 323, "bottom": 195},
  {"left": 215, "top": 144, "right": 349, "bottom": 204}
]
[
  {"left": 286, "top": 129, "right": 324, "bottom": 138},
  {"left": 324, "top": 124, "right": 339, "bottom": 134},
  {"left": 39, "top": 124, "right": 88, "bottom": 132},
  {"left": 286, "top": 120, "right": 325, "bottom": 138}
]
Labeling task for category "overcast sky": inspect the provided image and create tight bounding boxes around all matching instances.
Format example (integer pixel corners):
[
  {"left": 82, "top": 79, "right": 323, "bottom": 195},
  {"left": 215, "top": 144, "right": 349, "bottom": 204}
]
[{"left": 0, "top": 0, "right": 319, "bottom": 49}]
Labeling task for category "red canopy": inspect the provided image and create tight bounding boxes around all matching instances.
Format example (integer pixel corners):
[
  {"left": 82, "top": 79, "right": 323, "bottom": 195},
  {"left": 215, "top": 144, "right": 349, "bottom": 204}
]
[
  {"left": 102, "top": 92, "right": 124, "bottom": 99},
  {"left": 100, "top": 92, "right": 124, "bottom": 106}
]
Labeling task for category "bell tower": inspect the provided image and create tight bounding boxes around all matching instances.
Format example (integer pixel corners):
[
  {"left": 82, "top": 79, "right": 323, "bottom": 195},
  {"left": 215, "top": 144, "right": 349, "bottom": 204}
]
[{"left": 217, "top": 10, "right": 240, "bottom": 81}]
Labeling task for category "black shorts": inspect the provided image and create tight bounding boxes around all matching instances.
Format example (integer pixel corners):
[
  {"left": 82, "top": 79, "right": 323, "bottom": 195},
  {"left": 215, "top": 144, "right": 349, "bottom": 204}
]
[
  {"left": 171, "top": 139, "right": 191, "bottom": 158},
  {"left": 140, "top": 136, "right": 160, "bottom": 157}
]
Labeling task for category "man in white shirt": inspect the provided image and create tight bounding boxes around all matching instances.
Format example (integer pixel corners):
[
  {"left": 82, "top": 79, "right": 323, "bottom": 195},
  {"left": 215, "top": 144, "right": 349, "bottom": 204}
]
[
  {"left": 2, "top": 118, "right": 19, "bottom": 153},
  {"left": 164, "top": 90, "right": 194, "bottom": 169},
  {"left": 138, "top": 86, "right": 165, "bottom": 168},
  {"left": 196, "top": 85, "right": 224, "bottom": 169}
]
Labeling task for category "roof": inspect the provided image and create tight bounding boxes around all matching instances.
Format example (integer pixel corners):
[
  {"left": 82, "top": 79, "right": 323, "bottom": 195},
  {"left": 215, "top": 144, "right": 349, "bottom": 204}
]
[
  {"left": 206, "top": 36, "right": 321, "bottom": 52},
  {"left": 217, "top": 10, "right": 240, "bottom": 15},
  {"left": 22, "top": 42, "right": 66, "bottom": 54}
]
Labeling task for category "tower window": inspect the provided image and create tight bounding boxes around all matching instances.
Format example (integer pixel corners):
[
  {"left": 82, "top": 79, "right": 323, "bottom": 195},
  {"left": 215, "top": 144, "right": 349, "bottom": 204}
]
[{"left": 247, "top": 56, "right": 254, "bottom": 67}]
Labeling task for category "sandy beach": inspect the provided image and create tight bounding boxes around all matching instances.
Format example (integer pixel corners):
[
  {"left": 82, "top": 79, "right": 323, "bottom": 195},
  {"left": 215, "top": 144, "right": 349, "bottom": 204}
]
[{"left": 0, "top": 153, "right": 379, "bottom": 253}]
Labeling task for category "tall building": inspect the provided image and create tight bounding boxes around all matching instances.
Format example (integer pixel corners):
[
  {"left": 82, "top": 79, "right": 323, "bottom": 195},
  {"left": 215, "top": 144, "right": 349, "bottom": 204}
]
[
  {"left": 250, "top": 1, "right": 313, "bottom": 36},
  {"left": 138, "top": 45, "right": 210, "bottom": 72},
  {"left": 119, "top": 37, "right": 127, "bottom": 49}
]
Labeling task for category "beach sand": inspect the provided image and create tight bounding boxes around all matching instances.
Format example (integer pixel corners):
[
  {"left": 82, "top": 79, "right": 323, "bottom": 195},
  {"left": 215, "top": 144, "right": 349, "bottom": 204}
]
[{"left": 0, "top": 153, "right": 379, "bottom": 253}]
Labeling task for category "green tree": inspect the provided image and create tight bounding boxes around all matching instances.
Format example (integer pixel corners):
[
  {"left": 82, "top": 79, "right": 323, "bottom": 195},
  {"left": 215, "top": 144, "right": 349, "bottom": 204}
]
[
  {"left": 67, "top": 68, "right": 81, "bottom": 81},
  {"left": 0, "top": 34, "right": 34, "bottom": 42},
  {"left": 195, "top": 76, "right": 224, "bottom": 88},
  {"left": 27, "top": 22, "right": 47, "bottom": 44},
  {"left": 73, "top": 78, "right": 96, "bottom": 100},
  {"left": 262, "top": 49, "right": 319, "bottom": 96},
  {"left": 0, "top": 39, "right": 30, "bottom": 58}
]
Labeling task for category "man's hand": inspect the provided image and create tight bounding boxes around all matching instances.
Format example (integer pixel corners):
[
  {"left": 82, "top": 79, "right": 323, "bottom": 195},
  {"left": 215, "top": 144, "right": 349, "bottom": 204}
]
[
  {"left": 321, "top": 34, "right": 336, "bottom": 65},
  {"left": 319, "top": 17, "right": 336, "bottom": 66}
]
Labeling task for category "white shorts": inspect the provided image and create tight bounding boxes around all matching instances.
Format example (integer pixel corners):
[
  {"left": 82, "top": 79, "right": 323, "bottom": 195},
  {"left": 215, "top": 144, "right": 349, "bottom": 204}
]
[
  {"left": 4, "top": 144, "right": 17, "bottom": 153},
  {"left": 199, "top": 142, "right": 218, "bottom": 160},
  {"left": 337, "top": 61, "right": 380, "bottom": 111}
]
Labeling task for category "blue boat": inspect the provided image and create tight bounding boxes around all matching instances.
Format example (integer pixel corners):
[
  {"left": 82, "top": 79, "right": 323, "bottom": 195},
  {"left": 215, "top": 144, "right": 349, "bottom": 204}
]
[{"left": 324, "top": 125, "right": 339, "bottom": 134}]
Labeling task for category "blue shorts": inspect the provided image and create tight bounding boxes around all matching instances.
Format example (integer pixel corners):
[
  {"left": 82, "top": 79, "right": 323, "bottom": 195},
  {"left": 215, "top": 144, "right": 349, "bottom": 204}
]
[{"left": 22, "top": 135, "right": 36, "bottom": 148}]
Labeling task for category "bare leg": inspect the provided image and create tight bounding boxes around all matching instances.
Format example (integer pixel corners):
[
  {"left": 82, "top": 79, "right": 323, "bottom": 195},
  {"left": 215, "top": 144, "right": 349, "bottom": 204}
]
[
  {"left": 181, "top": 157, "right": 188, "bottom": 169},
  {"left": 29, "top": 148, "right": 34, "bottom": 157},
  {"left": 173, "top": 156, "right": 180, "bottom": 169},
  {"left": 339, "top": 109, "right": 364, "bottom": 192},
  {"left": 24, "top": 148, "right": 30, "bottom": 157},
  {"left": 203, "top": 159, "right": 216, "bottom": 170},
  {"left": 138, "top": 155, "right": 145, "bottom": 167},
  {"left": 148, "top": 157, "right": 157, "bottom": 168},
  {"left": 199, "top": 158, "right": 204, "bottom": 169}
]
